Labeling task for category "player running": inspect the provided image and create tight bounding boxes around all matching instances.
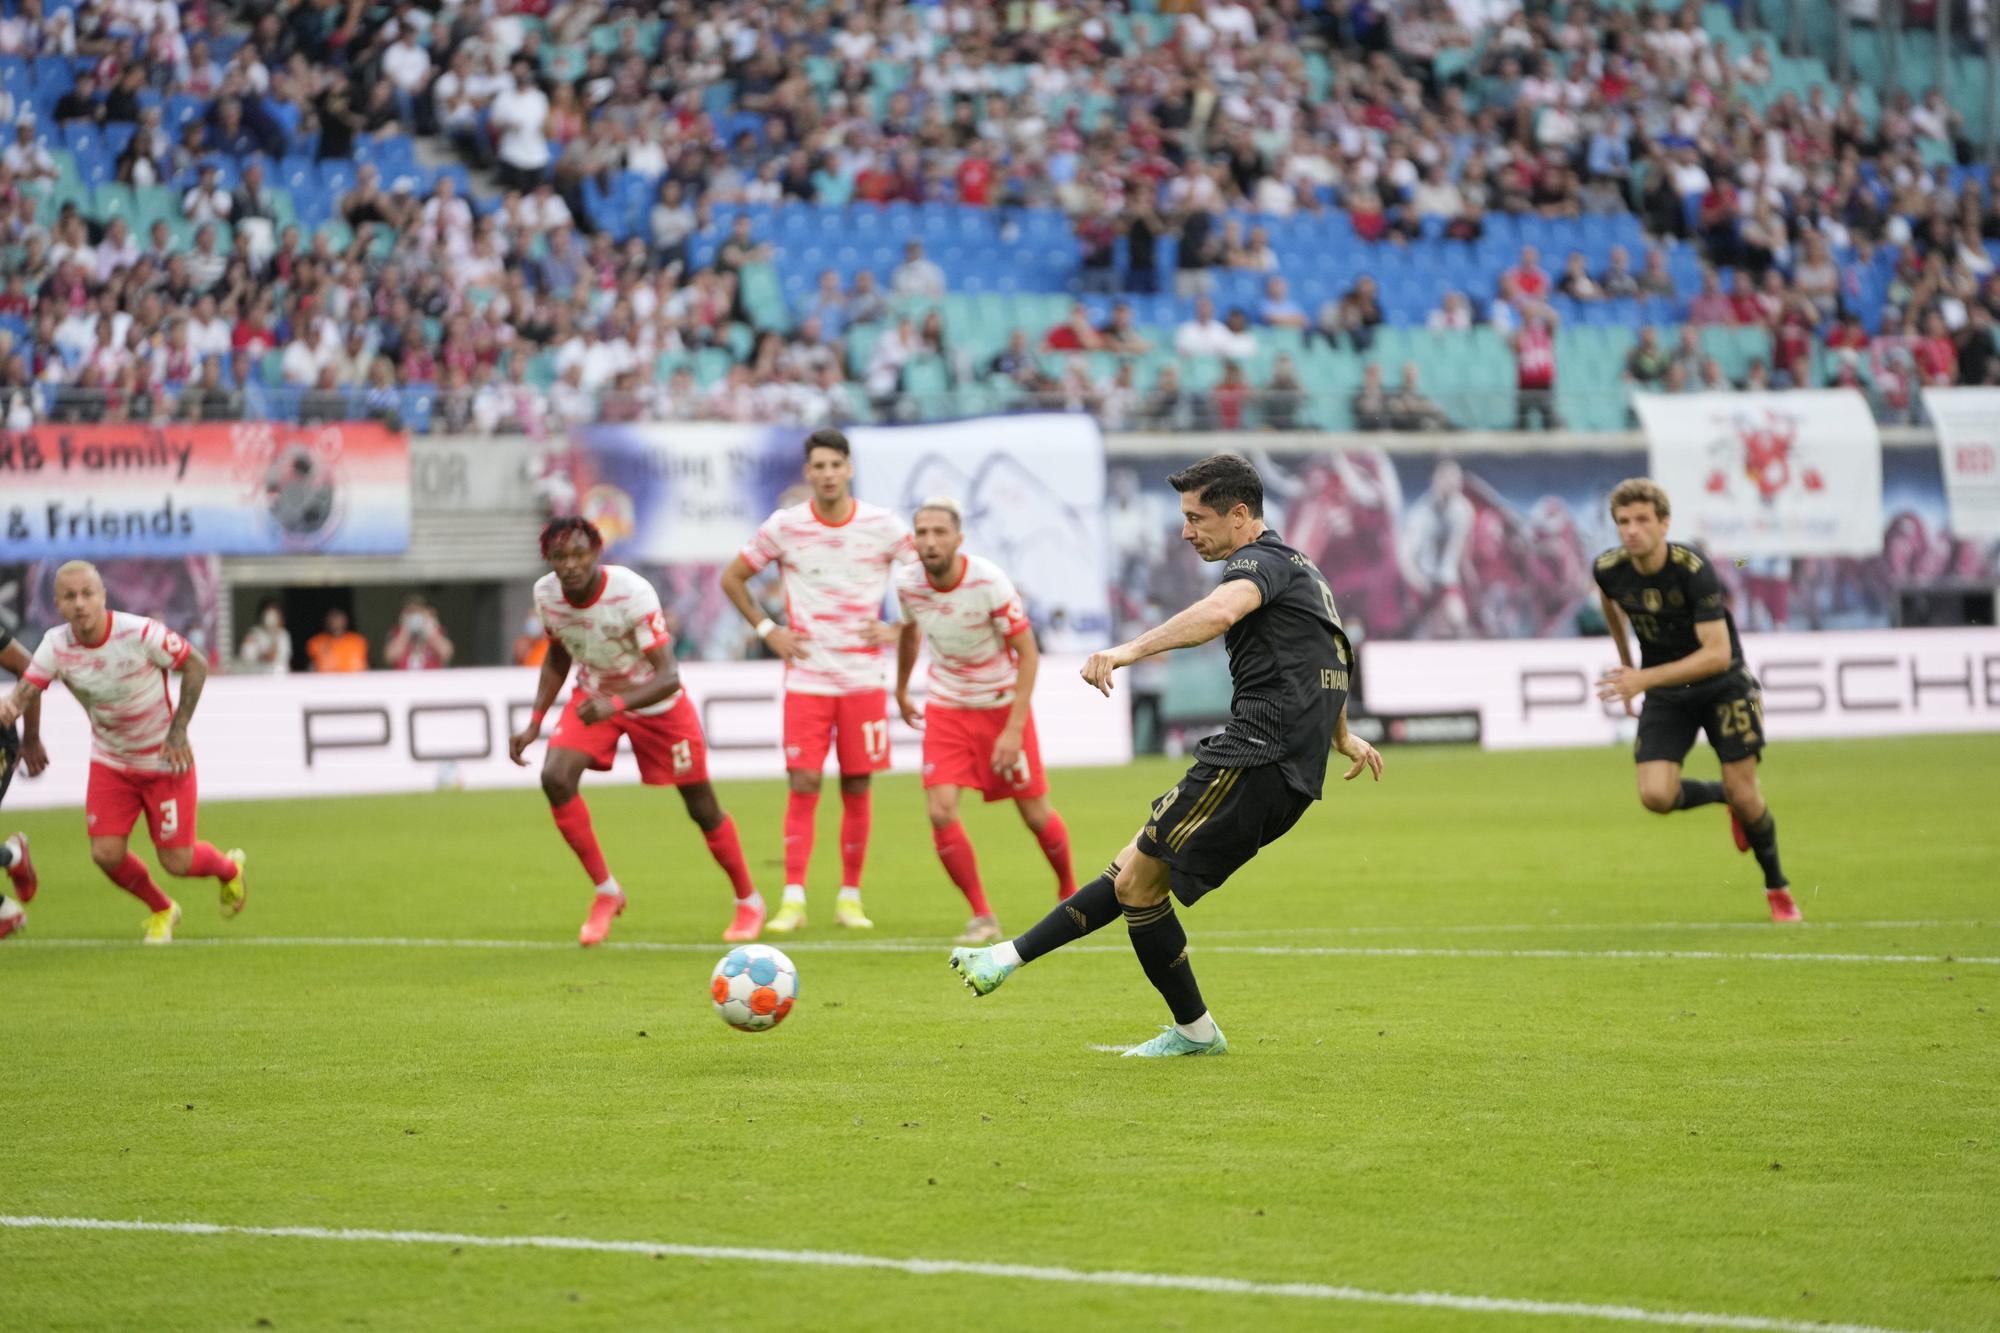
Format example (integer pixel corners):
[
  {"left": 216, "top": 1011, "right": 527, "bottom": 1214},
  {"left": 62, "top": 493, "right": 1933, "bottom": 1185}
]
[
  {"left": 0, "top": 623, "right": 50, "bottom": 939},
  {"left": 893, "top": 497, "right": 1076, "bottom": 946},
  {"left": 949, "top": 455, "right": 1383, "bottom": 1056},
  {"left": 508, "top": 517, "right": 764, "bottom": 946},
  {"left": 721, "top": 428, "right": 914, "bottom": 933},
  {"left": 0, "top": 561, "right": 246, "bottom": 945},
  {"left": 1592, "top": 478, "right": 1798, "bottom": 922}
]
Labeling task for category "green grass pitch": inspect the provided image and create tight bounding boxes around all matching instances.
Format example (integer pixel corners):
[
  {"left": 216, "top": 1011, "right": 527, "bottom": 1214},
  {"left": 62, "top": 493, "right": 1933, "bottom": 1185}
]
[{"left": 4, "top": 735, "right": 1997, "bottom": 1332}]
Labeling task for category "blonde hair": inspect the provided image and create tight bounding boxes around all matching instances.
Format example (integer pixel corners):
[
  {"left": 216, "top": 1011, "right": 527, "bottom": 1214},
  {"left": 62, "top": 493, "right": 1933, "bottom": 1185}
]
[
  {"left": 53, "top": 560, "right": 103, "bottom": 588},
  {"left": 1608, "top": 477, "right": 1671, "bottom": 520},
  {"left": 913, "top": 496, "right": 963, "bottom": 529}
]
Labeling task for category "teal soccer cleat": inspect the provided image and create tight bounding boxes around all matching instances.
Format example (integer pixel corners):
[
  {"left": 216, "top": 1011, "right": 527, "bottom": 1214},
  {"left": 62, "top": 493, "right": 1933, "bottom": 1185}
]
[
  {"left": 948, "top": 946, "right": 1016, "bottom": 997},
  {"left": 1120, "top": 1025, "right": 1229, "bottom": 1058}
]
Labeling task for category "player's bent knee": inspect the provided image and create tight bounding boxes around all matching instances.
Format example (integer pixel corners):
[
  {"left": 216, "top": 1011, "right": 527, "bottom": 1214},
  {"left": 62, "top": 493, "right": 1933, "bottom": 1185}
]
[
  {"left": 787, "top": 770, "right": 824, "bottom": 796},
  {"left": 681, "top": 784, "right": 723, "bottom": 828},
  {"left": 1638, "top": 788, "right": 1678, "bottom": 814},
  {"left": 838, "top": 774, "right": 871, "bottom": 797},
  {"left": 157, "top": 847, "right": 193, "bottom": 876}
]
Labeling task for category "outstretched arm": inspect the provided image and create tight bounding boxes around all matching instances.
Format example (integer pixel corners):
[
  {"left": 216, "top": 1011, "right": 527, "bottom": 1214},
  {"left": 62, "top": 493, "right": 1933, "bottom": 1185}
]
[
  {"left": 163, "top": 650, "right": 208, "bottom": 773},
  {"left": 1080, "top": 578, "right": 1264, "bottom": 696},
  {"left": 509, "top": 639, "right": 573, "bottom": 765}
]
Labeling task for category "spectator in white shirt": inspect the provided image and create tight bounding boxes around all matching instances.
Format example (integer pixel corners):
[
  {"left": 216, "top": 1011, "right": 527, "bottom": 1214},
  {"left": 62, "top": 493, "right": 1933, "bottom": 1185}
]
[
  {"left": 182, "top": 164, "right": 232, "bottom": 223},
  {"left": 891, "top": 240, "right": 946, "bottom": 299},
  {"left": 2, "top": 120, "right": 57, "bottom": 181},
  {"left": 489, "top": 58, "right": 551, "bottom": 191},
  {"left": 1174, "top": 296, "right": 1251, "bottom": 358},
  {"left": 381, "top": 30, "right": 433, "bottom": 129},
  {"left": 238, "top": 599, "right": 293, "bottom": 675}
]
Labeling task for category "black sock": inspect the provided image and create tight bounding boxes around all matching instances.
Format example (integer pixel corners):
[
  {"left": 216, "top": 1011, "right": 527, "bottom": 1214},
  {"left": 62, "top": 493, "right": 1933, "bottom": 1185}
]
[
  {"left": 1676, "top": 780, "right": 1725, "bottom": 810},
  {"left": 1014, "top": 863, "right": 1122, "bottom": 963},
  {"left": 1123, "top": 899, "right": 1207, "bottom": 1025},
  {"left": 1744, "top": 812, "right": 1786, "bottom": 888}
]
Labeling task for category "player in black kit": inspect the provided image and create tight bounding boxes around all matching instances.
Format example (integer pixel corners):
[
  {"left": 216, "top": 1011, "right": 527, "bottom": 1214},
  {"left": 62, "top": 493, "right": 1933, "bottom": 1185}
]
[
  {"left": 0, "top": 624, "right": 48, "bottom": 939},
  {"left": 1592, "top": 478, "right": 1798, "bottom": 923},
  {"left": 949, "top": 454, "right": 1384, "bottom": 1055}
]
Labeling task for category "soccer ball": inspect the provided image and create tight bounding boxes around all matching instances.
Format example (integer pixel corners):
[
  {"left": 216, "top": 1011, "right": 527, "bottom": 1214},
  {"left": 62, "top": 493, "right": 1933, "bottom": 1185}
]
[{"left": 710, "top": 944, "right": 799, "bottom": 1032}]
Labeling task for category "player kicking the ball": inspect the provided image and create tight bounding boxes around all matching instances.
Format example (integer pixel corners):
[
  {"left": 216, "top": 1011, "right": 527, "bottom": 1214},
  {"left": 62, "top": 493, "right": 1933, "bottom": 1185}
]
[
  {"left": 894, "top": 497, "right": 1076, "bottom": 946},
  {"left": 721, "top": 429, "right": 914, "bottom": 933},
  {"left": 0, "top": 561, "right": 246, "bottom": 944},
  {"left": 510, "top": 518, "right": 765, "bottom": 945},
  {"left": 950, "top": 455, "right": 1383, "bottom": 1056},
  {"left": 1592, "top": 478, "right": 1798, "bottom": 922},
  {"left": 0, "top": 624, "right": 51, "bottom": 940}
]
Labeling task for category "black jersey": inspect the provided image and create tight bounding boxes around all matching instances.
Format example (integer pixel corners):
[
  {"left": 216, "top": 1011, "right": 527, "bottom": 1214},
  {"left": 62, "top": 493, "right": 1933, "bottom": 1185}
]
[
  {"left": 1194, "top": 530, "right": 1351, "bottom": 799},
  {"left": 1592, "top": 541, "right": 1743, "bottom": 685}
]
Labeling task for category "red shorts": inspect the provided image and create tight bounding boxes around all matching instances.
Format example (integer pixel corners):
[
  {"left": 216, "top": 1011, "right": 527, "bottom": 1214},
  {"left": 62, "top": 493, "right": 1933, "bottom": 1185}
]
[
  {"left": 922, "top": 704, "right": 1048, "bottom": 802},
  {"left": 86, "top": 761, "right": 199, "bottom": 848},
  {"left": 784, "top": 689, "right": 890, "bottom": 776},
  {"left": 549, "top": 691, "right": 709, "bottom": 786}
]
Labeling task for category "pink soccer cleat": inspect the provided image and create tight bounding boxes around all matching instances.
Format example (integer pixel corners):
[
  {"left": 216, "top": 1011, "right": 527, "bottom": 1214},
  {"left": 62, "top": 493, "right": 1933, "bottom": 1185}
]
[
  {"left": 1729, "top": 811, "right": 1750, "bottom": 853},
  {"left": 579, "top": 891, "right": 626, "bottom": 947},
  {"left": 722, "top": 898, "right": 766, "bottom": 943},
  {"left": 1767, "top": 888, "right": 1802, "bottom": 923},
  {"left": 5, "top": 833, "right": 34, "bottom": 903}
]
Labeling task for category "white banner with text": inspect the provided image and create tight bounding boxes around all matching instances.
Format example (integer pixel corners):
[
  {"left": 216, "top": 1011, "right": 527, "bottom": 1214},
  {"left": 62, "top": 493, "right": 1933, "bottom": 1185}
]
[
  {"left": 4, "top": 658, "right": 1132, "bottom": 811},
  {"left": 1921, "top": 387, "right": 2000, "bottom": 541},
  {"left": 1363, "top": 628, "right": 2000, "bottom": 749},
  {"left": 1634, "top": 389, "right": 1882, "bottom": 555}
]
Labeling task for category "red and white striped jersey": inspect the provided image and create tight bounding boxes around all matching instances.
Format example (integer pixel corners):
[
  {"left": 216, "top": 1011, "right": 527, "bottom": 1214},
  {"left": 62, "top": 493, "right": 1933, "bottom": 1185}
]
[
  {"left": 895, "top": 554, "right": 1033, "bottom": 709},
  {"left": 740, "top": 499, "right": 915, "bottom": 696},
  {"left": 24, "top": 611, "right": 190, "bottom": 773},
  {"left": 534, "top": 564, "right": 678, "bottom": 715}
]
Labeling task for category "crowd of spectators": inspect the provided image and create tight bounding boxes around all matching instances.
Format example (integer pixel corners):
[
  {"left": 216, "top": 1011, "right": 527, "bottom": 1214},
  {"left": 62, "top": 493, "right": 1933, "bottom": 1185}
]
[{"left": 2, "top": 0, "right": 1999, "bottom": 435}]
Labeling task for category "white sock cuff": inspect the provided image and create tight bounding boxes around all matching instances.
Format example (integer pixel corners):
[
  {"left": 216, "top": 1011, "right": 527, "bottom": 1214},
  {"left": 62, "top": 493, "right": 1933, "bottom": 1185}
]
[
  {"left": 781, "top": 884, "right": 807, "bottom": 902},
  {"left": 992, "top": 940, "right": 1023, "bottom": 968}
]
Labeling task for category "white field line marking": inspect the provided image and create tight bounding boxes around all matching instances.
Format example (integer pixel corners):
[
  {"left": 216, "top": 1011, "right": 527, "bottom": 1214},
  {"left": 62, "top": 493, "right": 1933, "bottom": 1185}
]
[
  {"left": 1199, "top": 919, "right": 1995, "bottom": 939},
  {"left": 0, "top": 1214, "right": 1927, "bottom": 1333},
  {"left": 16, "top": 936, "right": 2000, "bottom": 966}
]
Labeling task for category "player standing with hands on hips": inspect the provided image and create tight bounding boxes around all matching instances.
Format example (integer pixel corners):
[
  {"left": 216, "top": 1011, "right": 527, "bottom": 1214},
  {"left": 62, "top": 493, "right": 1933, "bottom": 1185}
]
[
  {"left": 0, "top": 561, "right": 247, "bottom": 944},
  {"left": 721, "top": 429, "right": 914, "bottom": 933},
  {"left": 950, "top": 455, "right": 1383, "bottom": 1056},
  {"left": 894, "top": 497, "right": 1076, "bottom": 946},
  {"left": 510, "top": 518, "right": 765, "bottom": 946},
  {"left": 0, "top": 623, "right": 50, "bottom": 939},
  {"left": 1592, "top": 478, "right": 1799, "bottom": 922}
]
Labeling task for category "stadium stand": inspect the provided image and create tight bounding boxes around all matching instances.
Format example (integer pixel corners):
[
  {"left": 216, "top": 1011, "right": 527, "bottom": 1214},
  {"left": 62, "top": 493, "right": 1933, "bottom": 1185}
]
[{"left": 1, "top": 0, "right": 1998, "bottom": 433}]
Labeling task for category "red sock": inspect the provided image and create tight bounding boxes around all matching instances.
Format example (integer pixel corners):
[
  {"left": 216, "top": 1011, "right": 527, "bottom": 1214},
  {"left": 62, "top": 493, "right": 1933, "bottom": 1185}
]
[
  {"left": 933, "top": 820, "right": 991, "bottom": 917},
  {"left": 703, "top": 815, "right": 757, "bottom": 901},
  {"left": 551, "top": 796, "right": 611, "bottom": 886},
  {"left": 105, "top": 853, "right": 171, "bottom": 912},
  {"left": 185, "top": 842, "right": 238, "bottom": 881},
  {"left": 783, "top": 790, "right": 819, "bottom": 885},
  {"left": 1036, "top": 810, "right": 1077, "bottom": 899},
  {"left": 839, "top": 788, "right": 871, "bottom": 888}
]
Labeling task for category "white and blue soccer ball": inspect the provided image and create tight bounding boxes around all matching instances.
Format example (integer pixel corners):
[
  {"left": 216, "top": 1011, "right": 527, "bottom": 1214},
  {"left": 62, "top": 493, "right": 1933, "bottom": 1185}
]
[{"left": 710, "top": 944, "right": 799, "bottom": 1032}]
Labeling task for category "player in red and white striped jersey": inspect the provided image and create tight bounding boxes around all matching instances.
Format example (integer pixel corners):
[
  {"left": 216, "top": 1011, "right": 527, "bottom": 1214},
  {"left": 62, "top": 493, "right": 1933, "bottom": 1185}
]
[
  {"left": 894, "top": 498, "right": 1075, "bottom": 945},
  {"left": 0, "top": 625, "right": 50, "bottom": 940},
  {"left": 0, "top": 562, "right": 246, "bottom": 945},
  {"left": 721, "top": 429, "right": 915, "bottom": 933},
  {"left": 509, "top": 518, "right": 764, "bottom": 946}
]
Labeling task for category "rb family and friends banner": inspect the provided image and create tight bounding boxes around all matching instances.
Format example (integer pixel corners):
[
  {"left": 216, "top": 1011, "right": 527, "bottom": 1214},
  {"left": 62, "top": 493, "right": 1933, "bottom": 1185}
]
[{"left": 0, "top": 423, "right": 411, "bottom": 558}]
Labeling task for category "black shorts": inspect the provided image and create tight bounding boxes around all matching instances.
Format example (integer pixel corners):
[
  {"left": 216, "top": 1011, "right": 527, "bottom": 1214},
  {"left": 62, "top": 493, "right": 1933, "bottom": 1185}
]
[
  {"left": 1135, "top": 760, "right": 1314, "bottom": 906},
  {"left": 1635, "top": 669, "right": 1766, "bottom": 766},
  {"left": 0, "top": 722, "right": 17, "bottom": 806}
]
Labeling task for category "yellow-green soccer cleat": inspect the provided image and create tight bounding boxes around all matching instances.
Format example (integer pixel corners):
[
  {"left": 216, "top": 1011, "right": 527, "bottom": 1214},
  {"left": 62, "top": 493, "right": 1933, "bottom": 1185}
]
[
  {"left": 220, "top": 848, "right": 248, "bottom": 918},
  {"left": 143, "top": 900, "right": 183, "bottom": 946},
  {"left": 1120, "top": 1025, "right": 1229, "bottom": 1058},
  {"left": 948, "top": 945, "right": 1016, "bottom": 997},
  {"left": 833, "top": 896, "right": 873, "bottom": 929},
  {"left": 765, "top": 899, "right": 808, "bottom": 934}
]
